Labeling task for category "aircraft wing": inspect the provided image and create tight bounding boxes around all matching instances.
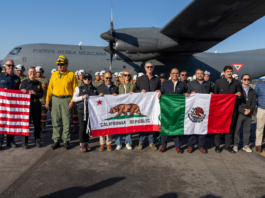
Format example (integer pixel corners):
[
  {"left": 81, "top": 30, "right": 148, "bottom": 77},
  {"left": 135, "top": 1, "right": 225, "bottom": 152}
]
[{"left": 160, "top": 0, "right": 265, "bottom": 53}]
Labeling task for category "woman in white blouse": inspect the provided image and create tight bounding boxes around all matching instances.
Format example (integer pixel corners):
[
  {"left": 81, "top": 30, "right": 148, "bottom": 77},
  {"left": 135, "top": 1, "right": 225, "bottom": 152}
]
[{"left": 73, "top": 73, "right": 98, "bottom": 152}]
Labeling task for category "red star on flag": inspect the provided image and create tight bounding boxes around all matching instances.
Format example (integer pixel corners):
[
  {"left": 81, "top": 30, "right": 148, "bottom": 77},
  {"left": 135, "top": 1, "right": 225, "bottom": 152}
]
[
  {"left": 231, "top": 64, "right": 244, "bottom": 72},
  {"left": 97, "top": 100, "right": 103, "bottom": 105}
]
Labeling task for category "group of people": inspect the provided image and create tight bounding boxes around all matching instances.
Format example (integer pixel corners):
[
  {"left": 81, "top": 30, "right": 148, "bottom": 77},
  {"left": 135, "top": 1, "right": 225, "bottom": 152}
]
[{"left": 0, "top": 55, "right": 264, "bottom": 155}]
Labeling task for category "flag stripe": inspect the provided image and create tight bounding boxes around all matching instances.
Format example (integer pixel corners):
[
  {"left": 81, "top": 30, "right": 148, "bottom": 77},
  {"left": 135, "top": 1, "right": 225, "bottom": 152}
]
[
  {"left": 0, "top": 99, "right": 30, "bottom": 105},
  {"left": 0, "top": 124, "right": 29, "bottom": 129},
  {"left": 91, "top": 125, "right": 159, "bottom": 137},
  {"left": 0, "top": 106, "right": 29, "bottom": 112},
  {"left": 160, "top": 94, "right": 186, "bottom": 136},
  {"left": 0, "top": 95, "right": 30, "bottom": 102},
  {"left": 0, "top": 110, "right": 30, "bottom": 115},
  {"left": 0, "top": 121, "right": 29, "bottom": 126},
  {"left": 0, "top": 103, "right": 30, "bottom": 109},
  {"left": 207, "top": 94, "right": 236, "bottom": 134},
  {"left": 0, "top": 128, "right": 29, "bottom": 132},
  {"left": 0, "top": 132, "right": 29, "bottom": 136}
]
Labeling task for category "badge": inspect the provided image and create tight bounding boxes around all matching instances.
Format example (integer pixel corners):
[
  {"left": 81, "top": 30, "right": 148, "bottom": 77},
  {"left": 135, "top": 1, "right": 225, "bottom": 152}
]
[
  {"left": 37, "top": 85, "right": 40, "bottom": 89},
  {"left": 221, "top": 89, "right": 223, "bottom": 91},
  {"left": 1, "top": 80, "right": 5, "bottom": 82},
  {"left": 15, "top": 79, "right": 19, "bottom": 83}
]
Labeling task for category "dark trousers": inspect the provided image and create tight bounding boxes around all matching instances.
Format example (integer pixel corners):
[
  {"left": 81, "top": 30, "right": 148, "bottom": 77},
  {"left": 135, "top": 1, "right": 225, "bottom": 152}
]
[
  {"left": 214, "top": 109, "right": 238, "bottom": 148},
  {"left": 0, "top": 134, "right": 14, "bottom": 144},
  {"left": 161, "top": 135, "right": 182, "bottom": 148},
  {"left": 78, "top": 112, "right": 90, "bottom": 143},
  {"left": 188, "top": 135, "right": 205, "bottom": 149},
  {"left": 234, "top": 114, "right": 251, "bottom": 147},
  {"left": 22, "top": 102, "right": 41, "bottom": 144}
]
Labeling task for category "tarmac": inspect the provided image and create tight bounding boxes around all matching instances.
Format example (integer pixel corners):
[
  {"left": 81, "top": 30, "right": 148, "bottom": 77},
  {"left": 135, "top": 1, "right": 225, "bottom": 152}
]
[{"left": 0, "top": 117, "right": 265, "bottom": 198}]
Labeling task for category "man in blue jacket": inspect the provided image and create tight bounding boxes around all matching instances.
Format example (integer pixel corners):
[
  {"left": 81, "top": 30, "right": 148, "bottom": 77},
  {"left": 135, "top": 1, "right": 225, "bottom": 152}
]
[
  {"left": 254, "top": 80, "right": 265, "bottom": 153},
  {"left": 158, "top": 68, "right": 189, "bottom": 153}
]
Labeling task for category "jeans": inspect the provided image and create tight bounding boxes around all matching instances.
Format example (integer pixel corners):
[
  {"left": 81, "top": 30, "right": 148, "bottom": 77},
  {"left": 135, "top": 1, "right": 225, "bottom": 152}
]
[
  {"left": 139, "top": 132, "right": 154, "bottom": 144},
  {"left": 115, "top": 134, "right": 132, "bottom": 145}
]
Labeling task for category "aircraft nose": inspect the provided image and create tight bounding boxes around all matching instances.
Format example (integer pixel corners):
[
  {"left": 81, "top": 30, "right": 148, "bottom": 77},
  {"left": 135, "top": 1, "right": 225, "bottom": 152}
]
[{"left": 100, "top": 31, "right": 115, "bottom": 43}]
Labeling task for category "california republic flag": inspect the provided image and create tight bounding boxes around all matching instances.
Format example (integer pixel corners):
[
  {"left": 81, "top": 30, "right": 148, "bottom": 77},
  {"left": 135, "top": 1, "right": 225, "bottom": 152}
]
[{"left": 88, "top": 92, "right": 160, "bottom": 137}]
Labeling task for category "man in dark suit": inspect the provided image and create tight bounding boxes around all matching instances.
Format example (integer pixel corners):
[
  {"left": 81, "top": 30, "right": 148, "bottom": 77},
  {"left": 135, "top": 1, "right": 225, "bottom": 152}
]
[
  {"left": 97, "top": 71, "right": 119, "bottom": 152},
  {"left": 136, "top": 61, "right": 161, "bottom": 151},
  {"left": 214, "top": 65, "right": 242, "bottom": 153},
  {"left": 158, "top": 68, "right": 189, "bottom": 153},
  {"left": 187, "top": 68, "right": 213, "bottom": 154},
  {"left": 233, "top": 74, "right": 256, "bottom": 153}
]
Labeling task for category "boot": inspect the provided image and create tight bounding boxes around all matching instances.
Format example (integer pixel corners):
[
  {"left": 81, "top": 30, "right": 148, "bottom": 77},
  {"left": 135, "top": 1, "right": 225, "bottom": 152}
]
[
  {"left": 71, "top": 124, "right": 78, "bottom": 134},
  {"left": 42, "top": 123, "right": 46, "bottom": 133}
]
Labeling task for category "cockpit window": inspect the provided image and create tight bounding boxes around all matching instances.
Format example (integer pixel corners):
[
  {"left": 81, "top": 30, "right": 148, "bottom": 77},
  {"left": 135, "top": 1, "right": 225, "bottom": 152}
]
[{"left": 9, "top": 47, "right": 22, "bottom": 55}]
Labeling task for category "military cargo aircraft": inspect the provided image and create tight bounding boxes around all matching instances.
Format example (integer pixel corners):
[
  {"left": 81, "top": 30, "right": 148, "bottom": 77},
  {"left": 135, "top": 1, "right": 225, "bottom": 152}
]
[{"left": 2, "top": 0, "right": 265, "bottom": 80}]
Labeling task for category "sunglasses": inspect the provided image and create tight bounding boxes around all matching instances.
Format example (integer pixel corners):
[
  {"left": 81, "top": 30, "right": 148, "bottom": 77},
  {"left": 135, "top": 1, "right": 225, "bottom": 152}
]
[
  {"left": 83, "top": 78, "right": 91, "bottom": 80},
  {"left": 243, "top": 79, "right": 250, "bottom": 81},
  {"left": 146, "top": 66, "right": 153, "bottom": 69},
  {"left": 123, "top": 74, "right": 131, "bottom": 77},
  {"left": 105, "top": 77, "right": 112, "bottom": 80},
  {"left": 181, "top": 74, "right": 187, "bottom": 76},
  {"left": 6, "top": 64, "right": 15, "bottom": 67},
  {"left": 57, "top": 64, "right": 65, "bottom": 66}
]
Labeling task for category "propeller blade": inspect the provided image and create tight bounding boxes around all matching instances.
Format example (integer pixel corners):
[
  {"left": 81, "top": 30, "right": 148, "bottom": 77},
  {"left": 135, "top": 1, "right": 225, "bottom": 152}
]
[
  {"left": 110, "top": 4, "right": 114, "bottom": 34},
  {"left": 109, "top": 42, "right": 114, "bottom": 71}
]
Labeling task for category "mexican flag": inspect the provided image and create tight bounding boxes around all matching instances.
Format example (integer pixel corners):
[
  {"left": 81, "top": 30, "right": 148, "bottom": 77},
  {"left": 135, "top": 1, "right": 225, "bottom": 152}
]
[
  {"left": 160, "top": 94, "right": 236, "bottom": 136},
  {"left": 88, "top": 92, "right": 160, "bottom": 137}
]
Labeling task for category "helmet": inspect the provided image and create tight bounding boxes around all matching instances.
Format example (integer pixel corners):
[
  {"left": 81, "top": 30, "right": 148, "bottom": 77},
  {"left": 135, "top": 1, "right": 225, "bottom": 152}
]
[
  {"left": 35, "top": 66, "right": 44, "bottom": 73},
  {"left": 155, "top": 74, "right": 158, "bottom": 77},
  {"left": 15, "top": 64, "right": 25, "bottom": 71},
  {"left": 118, "top": 72, "right": 123, "bottom": 77},
  {"left": 78, "top": 69, "right": 86, "bottom": 76},
  {"left": 187, "top": 76, "right": 193, "bottom": 81},
  {"left": 75, "top": 70, "right": 79, "bottom": 75},
  {"left": 204, "top": 70, "right": 211, "bottom": 75},
  {"left": 168, "top": 77, "right": 172, "bottom": 80},
  {"left": 220, "top": 72, "right": 225, "bottom": 77},
  {"left": 138, "top": 72, "right": 144, "bottom": 77},
  {"left": 55, "top": 55, "right": 68, "bottom": 64},
  {"left": 100, "top": 70, "right": 105, "bottom": 76},
  {"left": 2, "top": 65, "right": 5, "bottom": 72},
  {"left": 193, "top": 75, "right": 196, "bottom": 80},
  {"left": 113, "top": 72, "right": 119, "bottom": 77},
  {"left": 133, "top": 75, "right": 137, "bottom": 80},
  {"left": 232, "top": 74, "right": 239, "bottom": 79},
  {"left": 51, "top": 69, "right": 57, "bottom": 74},
  {"left": 95, "top": 71, "right": 100, "bottom": 76}
]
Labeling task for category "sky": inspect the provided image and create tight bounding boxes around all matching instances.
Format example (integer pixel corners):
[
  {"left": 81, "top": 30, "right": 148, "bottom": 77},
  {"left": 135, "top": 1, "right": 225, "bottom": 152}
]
[{"left": 1, "top": 0, "right": 265, "bottom": 59}]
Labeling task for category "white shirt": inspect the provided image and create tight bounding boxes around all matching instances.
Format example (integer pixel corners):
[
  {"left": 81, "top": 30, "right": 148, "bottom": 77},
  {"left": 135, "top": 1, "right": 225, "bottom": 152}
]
[
  {"left": 73, "top": 86, "right": 91, "bottom": 102},
  {"left": 172, "top": 80, "right": 178, "bottom": 92},
  {"left": 73, "top": 87, "right": 83, "bottom": 102}
]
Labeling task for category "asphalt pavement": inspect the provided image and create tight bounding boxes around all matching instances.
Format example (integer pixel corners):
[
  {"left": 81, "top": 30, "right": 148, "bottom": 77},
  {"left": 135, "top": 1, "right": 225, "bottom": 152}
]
[{"left": 0, "top": 118, "right": 265, "bottom": 198}]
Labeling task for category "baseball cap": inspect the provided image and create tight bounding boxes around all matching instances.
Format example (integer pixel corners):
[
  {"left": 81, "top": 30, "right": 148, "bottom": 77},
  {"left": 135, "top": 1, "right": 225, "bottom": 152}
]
[{"left": 83, "top": 73, "right": 92, "bottom": 79}]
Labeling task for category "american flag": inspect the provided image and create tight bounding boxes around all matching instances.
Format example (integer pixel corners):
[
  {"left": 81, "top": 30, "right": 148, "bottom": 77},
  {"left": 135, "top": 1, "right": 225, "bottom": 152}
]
[{"left": 0, "top": 88, "right": 30, "bottom": 136}]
